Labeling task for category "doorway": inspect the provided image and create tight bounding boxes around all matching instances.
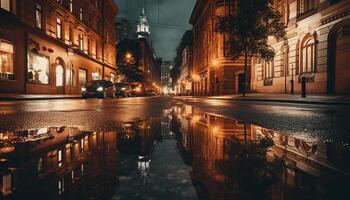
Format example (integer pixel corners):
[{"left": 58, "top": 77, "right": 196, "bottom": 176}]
[
  {"left": 238, "top": 74, "right": 245, "bottom": 94},
  {"left": 56, "top": 64, "right": 65, "bottom": 94}
]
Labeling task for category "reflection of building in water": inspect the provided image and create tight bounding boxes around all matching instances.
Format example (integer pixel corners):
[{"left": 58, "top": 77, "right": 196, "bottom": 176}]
[
  {"left": 117, "top": 117, "right": 161, "bottom": 185},
  {"left": 161, "top": 112, "right": 171, "bottom": 139},
  {"left": 173, "top": 104, "right": 350, "bottom": 199},
  {"left": 0, "top": 127, "right": 117, "bottom": 199}
]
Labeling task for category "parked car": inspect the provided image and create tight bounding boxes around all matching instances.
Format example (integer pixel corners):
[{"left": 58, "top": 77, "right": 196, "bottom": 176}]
[
  {"left": 145, "top": 89, "right": 156, "bottom": 96},
  {"left": 81, "top": 80, "right": 116, "bottom": 99},
  {"left": 115, "top": 82, "right": 132, "bottom": 97},
  {"left": 130, "top": 83, "right": 145, "bottom": 96}
]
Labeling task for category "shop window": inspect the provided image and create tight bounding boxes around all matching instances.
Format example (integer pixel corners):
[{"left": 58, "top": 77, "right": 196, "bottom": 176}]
[
  {"left": 0, "top": 0, "right": 10, "bottom": 11},
  {"left": 27, "top": 51, "right": 49, "bottom": 84},
  {"left": 35, "top": 2, "right": 42, "bottom": 29},
  {"left": 79, "top": 68, "right": 87, "bottom": 86},
  {"left": 301, "top": 36, "right": 315, "bottom": 73},
  {"left": 0, "top": 40, "right": 14, "bottom": 80},
  {"left": 110, "top": 72, "right": 115, "bottom": 82},
  {"left": 56, "top": 17, "right": 62, "bottom": 39}
]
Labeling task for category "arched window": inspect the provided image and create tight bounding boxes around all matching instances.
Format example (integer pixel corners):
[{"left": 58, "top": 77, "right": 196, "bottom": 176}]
[{"left": 301, "top": 35, "right": 315, "bottom": 73}]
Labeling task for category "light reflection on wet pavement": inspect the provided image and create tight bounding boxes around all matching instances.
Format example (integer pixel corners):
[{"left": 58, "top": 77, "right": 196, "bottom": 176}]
[{"left": 1, "top": 103, "right": 349, "bottom": 199}]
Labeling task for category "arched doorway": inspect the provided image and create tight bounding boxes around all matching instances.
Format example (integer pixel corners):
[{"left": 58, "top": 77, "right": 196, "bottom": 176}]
[
  {"left": 328, "top": 19, "right": 350, "bottom": 94},
  {"left": 55, "top": 58, "right": 65, "bottom": 94}
]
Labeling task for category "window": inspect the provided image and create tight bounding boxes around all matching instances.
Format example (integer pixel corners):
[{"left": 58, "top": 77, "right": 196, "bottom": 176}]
[
  {"left": 87, "top": 38, "right": 90, "bottom": 54},
  {"left": 58, "top": 149, "right": 63, "bottom": 167},
  {"left": 56, "top": 17, "right": 62, "bottom": 39},
  {"left": 65, "top": 68, "right": 76, "bottom": 86},
  {"left": 0, "top": 0, "right": 10, "bottom": 11},
  {"left": 300, "top": 0, "right": 317, "bottom": 14},
  {"left": 68, "top": 27, "right": 72, "bottom": 44},
  {"left": 69, "top": 0, "right": 73, "bottom": 13},
  {"left": 301, "top": 36, "right": 315, "bottom": 73},
  {"left": 27, "top": 51, "right": 49, "bottom": 84},
  {"left": 79, "top": 68, "right": 87, "bottom": 86},
  {"left": 35, "top": 2, "right": 42, "bottom": 29},
  {"left": 57, "top": 0, "right": 63, "bottom": 5},
  {"left": 0, "top": 40, "right": 14, "bottom": 80},
  {"left": 79, "top": 7, "right": 83, "bottom": 21},
  {"left": 282, "top": 45, "right": 289, "bottom": 76},
  {"left": 79, "top": 34, "right": 83, "bottom": 50},
  {"left": 264, "top": 60, "right": 274, "bottom": 79},
  {"left": 92, "top": 69, "right": 100, "bottom": 80}
]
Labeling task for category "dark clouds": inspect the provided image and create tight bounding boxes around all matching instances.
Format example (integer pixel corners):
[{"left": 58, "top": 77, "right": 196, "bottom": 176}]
[{"left": 114, "top": 0, "right": 196, "bottom": 61}]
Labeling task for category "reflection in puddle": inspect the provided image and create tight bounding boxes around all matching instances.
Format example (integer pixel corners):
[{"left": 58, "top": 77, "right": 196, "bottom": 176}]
[{"left": 0, "top": 104, "right": 350, "bottom": 199}]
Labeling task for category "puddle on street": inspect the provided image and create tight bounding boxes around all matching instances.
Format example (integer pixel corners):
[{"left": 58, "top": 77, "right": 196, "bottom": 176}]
[{"left": 1, "top": 104, "right": 350, "bottom": 200}]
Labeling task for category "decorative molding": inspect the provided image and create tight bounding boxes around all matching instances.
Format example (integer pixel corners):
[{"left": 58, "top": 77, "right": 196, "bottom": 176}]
[{"left": 321, "top": 9, "right": 350, "bottom": 25}]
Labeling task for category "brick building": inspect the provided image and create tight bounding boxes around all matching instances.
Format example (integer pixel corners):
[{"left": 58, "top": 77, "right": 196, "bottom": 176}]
[
  {"left": 190, "top": 0, "right": 250, "bottom": 96},
  {"left": 251, "top": 0, "right": 350, "bottom": 94},
  {"left": 0, "top": 0, "right": 118, "bottom": 95}
]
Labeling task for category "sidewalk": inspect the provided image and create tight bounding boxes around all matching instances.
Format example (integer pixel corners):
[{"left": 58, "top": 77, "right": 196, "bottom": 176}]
[
  {"left": 181, "top": 93, "right": 350, "bottom": 105},
  {"left": 0, "top": 93, "right": 81, "bottom": 101}
]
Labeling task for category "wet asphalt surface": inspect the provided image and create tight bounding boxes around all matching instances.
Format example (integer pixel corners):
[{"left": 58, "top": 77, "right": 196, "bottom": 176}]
[{"left": 0, "top": 96, "right": 349, "bottom": 143}]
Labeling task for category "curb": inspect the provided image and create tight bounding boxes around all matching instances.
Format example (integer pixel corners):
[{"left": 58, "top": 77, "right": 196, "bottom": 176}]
[
  {"left": 0, "top": 96, "right": 81, "bottom": 101},
  {"left": 177, "top": 96, "right": 350, "bottom": 106}
]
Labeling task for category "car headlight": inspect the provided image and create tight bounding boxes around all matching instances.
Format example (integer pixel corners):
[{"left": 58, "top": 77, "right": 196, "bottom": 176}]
[
  {"left": 81, "top": 87, "right": 87, "bottom": 92},
  {"left": 97, "top": 86, "right": 104, "bottom": 91},
  {"left": 121, "top": 87, "right": 126, "bottom": 91}
]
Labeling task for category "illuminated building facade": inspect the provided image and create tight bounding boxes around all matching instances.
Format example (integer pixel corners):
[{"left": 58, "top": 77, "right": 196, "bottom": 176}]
[
  {"left": 0, "top": 0, "right": 118, "bottom": 95},
  {"left": 136, "top": 8, "right": 150, "bottom": 39},
  {"left": 177, "top": 46, "right": 193, "bottom": 95},
  {"left": 251, "top": 0, "right": 350, "bottom": 94},
  {"left": 161, "top": 61, "right": 172, "bottom": 94},
  {"left": 190, "top": 0, "right": 250, "bottom": 96}
]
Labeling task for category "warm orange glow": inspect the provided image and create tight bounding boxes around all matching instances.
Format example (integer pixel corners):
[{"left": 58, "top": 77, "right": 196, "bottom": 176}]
[
  {"left": 126, "top": 53, "right": 132, "bottom": 59},
  {"left": 212, "top": 59, "right": 218, "bottom": 66}
]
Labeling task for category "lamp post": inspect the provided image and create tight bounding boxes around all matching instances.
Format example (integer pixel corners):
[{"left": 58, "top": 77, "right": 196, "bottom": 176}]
[
  {"left": 67, "top": 47, "right": 74, "bottom": 95},
  {"left": 290, "top": 64, "right": 294, "bottom": 95}
]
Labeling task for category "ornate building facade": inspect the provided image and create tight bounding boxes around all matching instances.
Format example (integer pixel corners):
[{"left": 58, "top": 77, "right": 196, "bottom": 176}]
[
  {"left": 190, "top": 0, "right": 250, "bottom": 96},
  {"left": 177, "top": 46, "right": 193, "bottom": 95},
  {"left": 0, "top": 0, "right": 118, "bottom": 94},
  {"left": 251, "top": 0, "right": 350, "bottom": 94}
]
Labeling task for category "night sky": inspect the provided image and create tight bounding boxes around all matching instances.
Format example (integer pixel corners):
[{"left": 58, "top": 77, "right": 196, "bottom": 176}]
[{"left": 114, "top": 0, "right": 196, "bottom": 61}]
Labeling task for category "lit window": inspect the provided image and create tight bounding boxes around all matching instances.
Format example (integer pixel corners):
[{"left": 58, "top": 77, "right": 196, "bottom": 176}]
[
  {"left": 56, "top": 18, "right": 62, "bottom": 39},
  {"left": 79, "top": 68, "right": 87, "bottom": 86},
  {"left": 58, "top": 149, "right": 63, "bottom": 167},
  {"left": 79, "top": 7, "right": 83, "bottom": 21},
  {"left": 0, "top": 0, "right": 10, "bottom": 11},
  {"left": 27, "top": 51, "right": 49, "bottom": 84},
  {"left": 301, "top": 36, "right": 315, "bottom": 73},
  {"left": 58, "top": 178, "right": 64, "bottom": 195},
  {"left": 0, "top": 40, "right": 14, "bottom": 80},
  {"left": 68, "top": 27, "right": 73, "bottom": 44},
  {"left": 69, "top": 0, "right": 73, "bottom": 13},
  {"left": 35, "top": 2, "right": 42, "bottom": 29},
  {"left": 79, "top": 34, "right": 83, "bottom": 50}
]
